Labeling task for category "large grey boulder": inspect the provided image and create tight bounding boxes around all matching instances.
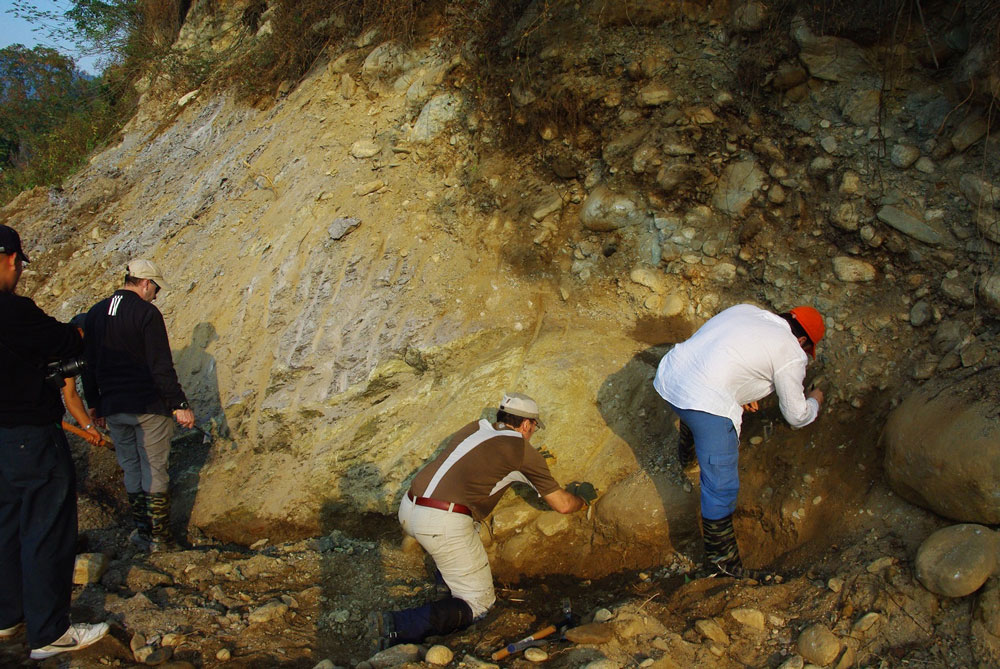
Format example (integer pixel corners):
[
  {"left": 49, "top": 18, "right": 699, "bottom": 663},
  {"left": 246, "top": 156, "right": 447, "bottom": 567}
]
[{"left": 885, "top": 367, "right": 1000, "bottom": 523}]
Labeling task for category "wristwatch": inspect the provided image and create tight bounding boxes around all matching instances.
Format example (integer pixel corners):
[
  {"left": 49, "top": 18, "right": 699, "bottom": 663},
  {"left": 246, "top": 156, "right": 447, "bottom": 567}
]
[{"left": 173, "top": 401, "right": 190, "bottom": 411}]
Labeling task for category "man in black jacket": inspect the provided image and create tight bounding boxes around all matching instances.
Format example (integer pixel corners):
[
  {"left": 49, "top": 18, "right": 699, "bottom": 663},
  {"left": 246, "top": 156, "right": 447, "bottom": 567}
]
[
  {"left": 0, "top": 225, "right": 109, "bottom": 659},
  {"left": 83, "top": 259, "right": 194, "bottom": 552}
]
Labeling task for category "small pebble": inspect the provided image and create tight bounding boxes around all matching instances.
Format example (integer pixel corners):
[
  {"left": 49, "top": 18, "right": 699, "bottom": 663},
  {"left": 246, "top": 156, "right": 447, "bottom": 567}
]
[
  {"left": 524, "top": 647, "right": 549, "bottom": 662},
  {"left": 217, "top": 648, "right": 232, "bottom": 661},
  {"left": 425, "top": 645, "right": 454, "bottom": 665}
]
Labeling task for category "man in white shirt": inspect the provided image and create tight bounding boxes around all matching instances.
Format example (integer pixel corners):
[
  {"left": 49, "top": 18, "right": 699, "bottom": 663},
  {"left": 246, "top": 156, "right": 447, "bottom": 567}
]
[{"left": 653, "top": 304, "right": 825, "bottom": 578}]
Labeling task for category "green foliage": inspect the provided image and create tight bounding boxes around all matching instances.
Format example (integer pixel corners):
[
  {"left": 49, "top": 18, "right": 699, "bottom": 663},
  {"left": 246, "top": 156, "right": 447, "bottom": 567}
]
[
  {"left": 0, "top": 44, "right": 130, "bottom": 204},
  {"left": 0, "top": 1, "right": 189, "bottom": 204}
]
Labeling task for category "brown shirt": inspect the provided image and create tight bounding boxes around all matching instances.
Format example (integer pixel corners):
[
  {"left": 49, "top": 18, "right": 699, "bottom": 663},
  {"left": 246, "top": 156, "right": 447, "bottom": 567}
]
[{"left": 409, "top": 420, "right": 561, "bottom": 520}]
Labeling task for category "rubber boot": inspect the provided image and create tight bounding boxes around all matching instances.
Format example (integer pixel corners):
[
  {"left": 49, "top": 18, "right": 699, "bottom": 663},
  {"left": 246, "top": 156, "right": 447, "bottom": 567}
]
[
  {"left": 375, "top": 597, "right": 474, "bottom": 649},
  {"left": 701, "top": 514, "right": 771, "bottom": 580},
  {"left": 677, "top": 421, "right": 697, "bottom": 471},
  {"left": 148, "top": 492, "right": 176, "bottom": 553},
  {"left": 127, "top": 492, "right": 152, "bottom": 550}
]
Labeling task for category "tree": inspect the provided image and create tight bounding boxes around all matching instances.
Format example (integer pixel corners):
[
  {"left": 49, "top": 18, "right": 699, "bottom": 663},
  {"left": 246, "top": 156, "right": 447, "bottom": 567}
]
[{"left": 0, "top": 44, "right": 84, "bottom": 170}]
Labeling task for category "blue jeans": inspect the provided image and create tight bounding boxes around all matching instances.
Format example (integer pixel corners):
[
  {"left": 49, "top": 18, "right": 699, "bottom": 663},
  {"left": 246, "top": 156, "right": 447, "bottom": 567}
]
[
  {"left": 667, "top": 403, "right": 740, "bottom": 520},
  {"left": 0, "top": 424, "right": 77, "bottom": 648}
]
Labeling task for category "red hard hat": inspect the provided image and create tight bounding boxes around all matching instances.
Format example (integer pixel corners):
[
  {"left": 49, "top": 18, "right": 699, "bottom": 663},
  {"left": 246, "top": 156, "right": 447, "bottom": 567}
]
[{"left": 790, "top": 306, "right": 825, "bottom": 355}]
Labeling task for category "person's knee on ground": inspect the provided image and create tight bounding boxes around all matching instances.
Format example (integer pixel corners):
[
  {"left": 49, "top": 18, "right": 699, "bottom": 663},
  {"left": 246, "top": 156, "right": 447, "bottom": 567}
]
[{"left": 385, "top": 597, "right": 476, "bottom": 647}]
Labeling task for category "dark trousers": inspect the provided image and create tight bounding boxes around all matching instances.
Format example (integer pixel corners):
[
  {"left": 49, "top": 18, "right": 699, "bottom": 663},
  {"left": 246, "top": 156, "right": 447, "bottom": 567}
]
[{"left": 0, "top": 424, "right": 77, "bottom": 648}]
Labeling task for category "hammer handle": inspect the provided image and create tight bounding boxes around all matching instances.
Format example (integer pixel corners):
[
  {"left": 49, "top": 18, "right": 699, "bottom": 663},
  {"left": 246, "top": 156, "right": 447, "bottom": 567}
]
[
  {"left": 491, "top": 624, "right": 557, "bottom": 661},
  {"left": 61, "top": 421, "right": 112, "bottom": 449}
]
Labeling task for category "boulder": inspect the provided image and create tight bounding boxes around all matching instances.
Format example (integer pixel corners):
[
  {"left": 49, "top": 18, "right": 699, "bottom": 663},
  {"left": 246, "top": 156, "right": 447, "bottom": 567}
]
[
  {"left": 792, "top": 17, "right": 871, "bottom": 81},
  {"left": 885, "top": 367, "right": 1000, "bottom": 523},
  {"left": 797, "top": 624, "right": 841, "bottom": 666},
  {"left": 712, "top": 161, "right": 765, "bottom": 218},
  {"left": 915, "top": 524, "right": 999, "bottom": 597},
  {"left": 579, "top": 186, "right": 649, "bottom": 231},
  {"left": 411, "top": 93, "right": 463, "bottom": 143},
  {"left": 832, "top": 257, "right": 875, "bottom": 282},
  {"left": 979, "top": 274, "right": 1000, "bottom": 315}
]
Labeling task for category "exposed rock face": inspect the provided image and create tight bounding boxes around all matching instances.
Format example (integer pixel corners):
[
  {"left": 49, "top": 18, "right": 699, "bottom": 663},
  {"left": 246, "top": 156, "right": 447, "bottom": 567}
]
[
  {"left": 885, "top": 368, "right": 1000, "bottom": 523},
  {"left": 4, "top": 0, "right": 1000, "bottom": 591}
]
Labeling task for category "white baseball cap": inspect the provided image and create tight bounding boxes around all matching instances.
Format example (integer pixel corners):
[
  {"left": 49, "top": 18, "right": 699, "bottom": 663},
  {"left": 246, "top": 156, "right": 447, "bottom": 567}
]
[
  {"left": 126, "top": 259, "right": 168, "bottom": 291},
  {"left": 499, "top": 392, "right": 545, "bottom": 429}
]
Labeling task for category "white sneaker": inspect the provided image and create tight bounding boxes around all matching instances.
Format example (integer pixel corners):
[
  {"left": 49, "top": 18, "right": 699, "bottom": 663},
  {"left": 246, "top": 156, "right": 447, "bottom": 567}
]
[
  {"left": 0, "top": 621, "right": 23, "bottom": 638},
  {"left": 29, "top": 622, "right": 109, "bottom": 660}
]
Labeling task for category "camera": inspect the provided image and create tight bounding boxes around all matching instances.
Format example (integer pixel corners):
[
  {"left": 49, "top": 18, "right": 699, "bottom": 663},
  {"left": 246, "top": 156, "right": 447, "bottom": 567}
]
[{"left": 45, "top": 357, "right": 87, "bottom": 389}]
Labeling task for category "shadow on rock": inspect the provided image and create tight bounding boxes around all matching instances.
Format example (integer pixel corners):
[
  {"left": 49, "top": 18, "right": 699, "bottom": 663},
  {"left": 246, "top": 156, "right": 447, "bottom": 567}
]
[{"left": 595, "top": 344, "right": 701, "bottom": 565}]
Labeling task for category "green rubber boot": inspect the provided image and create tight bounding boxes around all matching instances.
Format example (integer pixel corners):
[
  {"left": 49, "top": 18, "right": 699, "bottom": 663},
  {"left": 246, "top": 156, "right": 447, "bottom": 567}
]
[
  {"left": 148, "top": 492, "right": 176, "bottom": 553},
  {"left": 127, "top": 492, "right": 152, "bottom": 550}
]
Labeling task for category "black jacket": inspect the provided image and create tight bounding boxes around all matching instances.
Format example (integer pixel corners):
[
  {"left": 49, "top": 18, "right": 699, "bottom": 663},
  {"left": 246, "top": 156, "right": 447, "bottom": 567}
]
[
  {"left": 0, "top": 292, "right": 84, "bottom": 426},
  {"left": 82, "top": 290, "right": 187, "bottom": 417}
]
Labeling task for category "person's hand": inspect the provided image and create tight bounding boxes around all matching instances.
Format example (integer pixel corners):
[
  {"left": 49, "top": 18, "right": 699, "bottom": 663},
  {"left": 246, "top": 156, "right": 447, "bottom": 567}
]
[
  {"left": 742, "top": 401, "right": 759, "bottom": 413},
  {"left": 89, "top": 407, "right": 106, "bottom": 429},
  {"left": 807, "top": 388, "right": 824, "bottom": 405},
  {"left": 566, "top": 481, "right": 598, "bottom": 505},
  {"left": 173, "top": 408, "right": 195, "bottom": 429},
  {"left": 83, "top": 426, "right": 103, "bottom": 446}
]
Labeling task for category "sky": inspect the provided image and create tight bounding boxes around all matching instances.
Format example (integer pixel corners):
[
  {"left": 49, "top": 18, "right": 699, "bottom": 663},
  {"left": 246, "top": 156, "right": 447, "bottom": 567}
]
[{"left": 0, "top": 0, "right": 102, "bottom": 73}]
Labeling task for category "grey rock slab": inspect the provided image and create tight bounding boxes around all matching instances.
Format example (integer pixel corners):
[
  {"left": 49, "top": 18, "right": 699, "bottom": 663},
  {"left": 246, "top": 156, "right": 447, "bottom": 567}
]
[
  {"left": 366, "top": 644, "right": 422, "bottom": 669},
  {"left": 328, "top": 217, "right": 361, "bottom": 241},
  {"left": 712, "top": 160, "right": 765, "bottom": 217},
  {"left": 876, "top": 206, "right": 944, "bottom": 245},
  {"left": 952, "top": 115, "right": 989, "bottom": 152},
  {"left": 915, "top": 524, "right": 999, "bottom": 597},
  {"left": 797, "top": 624, "right": 841, "bottom": 666},
  {"left": 411, "top": 93, "right": 463, "bottom": 143}
]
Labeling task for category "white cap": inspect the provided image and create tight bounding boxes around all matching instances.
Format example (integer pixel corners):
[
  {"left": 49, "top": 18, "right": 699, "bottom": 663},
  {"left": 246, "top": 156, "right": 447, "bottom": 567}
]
[
  {"left": 499, "top": 392, "right": 544, "bottom": 429},
  {"left": 126, "top": 259, "right": 168, "bottom": 291}
]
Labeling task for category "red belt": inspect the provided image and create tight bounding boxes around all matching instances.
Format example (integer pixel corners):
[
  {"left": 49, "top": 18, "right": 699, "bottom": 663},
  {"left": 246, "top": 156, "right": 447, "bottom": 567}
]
[{"left": 408, "top": 491, "right": 472, "bottom": 517}]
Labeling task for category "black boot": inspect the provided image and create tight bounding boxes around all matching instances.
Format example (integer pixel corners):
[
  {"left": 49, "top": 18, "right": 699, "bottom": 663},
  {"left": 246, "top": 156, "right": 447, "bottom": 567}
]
[
  {"left": 371, "top": 597, "right": 474, "bottom": 650},
  {"left": 701, "top": 514, "right": 768, "bottom": 580},
  {"left": 127, "top": 492, "right": 151, "bottom": 550},
  {"left": 677, "top": 421, "right": 697, "bottom": 470},
  {"left": 148, "top": 492, "right": 176, "bottom": 552}
]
